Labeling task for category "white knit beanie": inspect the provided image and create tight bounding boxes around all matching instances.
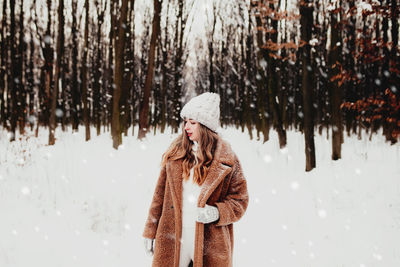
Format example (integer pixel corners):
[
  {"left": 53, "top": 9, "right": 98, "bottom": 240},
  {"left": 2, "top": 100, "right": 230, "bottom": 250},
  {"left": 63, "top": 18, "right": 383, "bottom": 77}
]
[{"left": 180, "top": 92, "right": 220, "bottom": 132}]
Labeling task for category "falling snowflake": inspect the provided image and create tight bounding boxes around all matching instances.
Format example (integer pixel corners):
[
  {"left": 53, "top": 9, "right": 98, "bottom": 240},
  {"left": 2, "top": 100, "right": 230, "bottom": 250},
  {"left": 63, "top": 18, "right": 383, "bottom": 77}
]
[
  {"left": 291, "top": 181, "right": 299, "bottom": 191},
  {"left": 55, "top": 109, "right": 64, "bottom": 118},
  {"left": 28, "top": 115, "right": 37, "bottom": 124},
  {"left": 259, "top": 59, "right": 267, "bottom": 69},
  {"left": 44, "top": 35, "right": 52, "bottom": 44},
  {"left": 318, "top": 209, "right": 327, "bottom": 218},
  {"left": 309, "top": 38, "right": 318, "bottom": 46},
  {"left": 263, "top": 154, "right": 272, "bottom": 163},
  {"left": 21, "top": 187, "right": 31, "bottom": 195},
  {"left": 373, "top": 253, "right": 382, "bottom": 261}
]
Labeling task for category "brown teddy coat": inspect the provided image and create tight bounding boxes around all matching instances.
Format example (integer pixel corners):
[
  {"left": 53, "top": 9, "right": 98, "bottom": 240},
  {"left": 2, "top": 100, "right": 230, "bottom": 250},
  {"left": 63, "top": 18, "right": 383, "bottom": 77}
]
[{"left": 143, "top": 137, "right": 249, "bottom": 267}]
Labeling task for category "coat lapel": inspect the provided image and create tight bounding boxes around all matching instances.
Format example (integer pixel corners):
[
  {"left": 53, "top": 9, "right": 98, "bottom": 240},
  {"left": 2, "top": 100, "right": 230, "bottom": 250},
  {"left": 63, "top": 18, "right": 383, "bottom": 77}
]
[
  {"left": 197, "top": 137, "right": 234, "bottom": 207},
  {"left": 197, "top": 160, "right": 232, "bottom": 207}
]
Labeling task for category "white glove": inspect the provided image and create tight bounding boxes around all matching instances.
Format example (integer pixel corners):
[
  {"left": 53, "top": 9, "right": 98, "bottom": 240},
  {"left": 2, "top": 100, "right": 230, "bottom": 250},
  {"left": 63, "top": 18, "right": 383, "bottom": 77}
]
[
  {"left": 197, "top": 204, "right": 219, "bottom": 224},
  {"left": 144, "top": 238, "right": 154, "bottom": 256}
]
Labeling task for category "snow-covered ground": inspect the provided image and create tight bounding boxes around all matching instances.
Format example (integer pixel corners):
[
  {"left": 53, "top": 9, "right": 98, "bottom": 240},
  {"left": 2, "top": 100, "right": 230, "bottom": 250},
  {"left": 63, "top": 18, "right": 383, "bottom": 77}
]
[{"left": 1, "top": 126, "right": 399, "bottom": 267}]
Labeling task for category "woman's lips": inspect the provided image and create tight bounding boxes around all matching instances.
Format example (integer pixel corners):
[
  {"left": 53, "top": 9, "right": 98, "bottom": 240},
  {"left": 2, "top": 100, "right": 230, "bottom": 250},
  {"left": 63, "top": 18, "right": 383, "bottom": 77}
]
[{"left": 187, "top": 133, "right": 192, "bottom": 137}]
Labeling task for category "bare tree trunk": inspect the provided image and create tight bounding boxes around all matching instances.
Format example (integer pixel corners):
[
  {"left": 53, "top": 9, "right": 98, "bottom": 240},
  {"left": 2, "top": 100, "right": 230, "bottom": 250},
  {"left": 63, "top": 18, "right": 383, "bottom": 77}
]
[
  {"left": 71, "top": 0, "right": 80, "bottom": 131},
  {"left": 112, "top": 0, "right": 129, "bottom": 148},
  {"left": 38, "top": 0, "right": 54, "bottom": 135},
  {"left": 267, "top": 0, "right": 286, "bottom": 148},
  {"left": 17, "top": 0, "right": 26, "bottom": 135},
  {"left": 94, "top": 0, "right": 106, "bottom": 136},
  {"left": 391, "top": 0, "right": 399, "bottom": 88},
  {"left": 1, "top": 0, "right": 8, "bottom": 128},
  {"left": 328, "top": 0, "right": 343, "bottom": 160},
  {"left": 49, "top": 0, "right": 64, "bottom": 145},
  {"left": 138, "top": 0, "right": 161, "bottom": 139},
  {"left": 9, "top": 0, "right": 17, "bottom": 141},
  {"left": 108, "top": 0, "right": 117, "bottom": 132},
  {"left": 251, "top": 0, "right": 270, "bottom": 142},
  {"left": 300, "top": 0, "right": 316, "bottom": 171},
  {"left": 160, "top": 0, "right": 171, "bottom": 134},
  {"left": 27, "top": 5, "right": 35, "bottom": 131},
  {"left": 81, "top": 0, "right": 90, "bottom": 141}
]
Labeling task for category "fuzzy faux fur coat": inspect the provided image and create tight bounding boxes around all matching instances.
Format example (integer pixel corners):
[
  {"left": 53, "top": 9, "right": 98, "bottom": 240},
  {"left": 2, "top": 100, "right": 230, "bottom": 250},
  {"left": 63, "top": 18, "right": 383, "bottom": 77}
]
[{"left": 143, "top": 137, "right": 249, "bottom": 267}]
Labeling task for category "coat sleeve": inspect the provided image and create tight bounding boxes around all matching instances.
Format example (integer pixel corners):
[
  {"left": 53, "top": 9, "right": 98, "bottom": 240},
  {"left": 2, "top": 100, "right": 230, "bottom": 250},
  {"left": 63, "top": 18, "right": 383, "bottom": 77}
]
[
  {"left": 214, "top": 157, "right": 249, "bottom": 227},
  {"left": 143, "top": 164, "right": 167, "bottom": 239}
]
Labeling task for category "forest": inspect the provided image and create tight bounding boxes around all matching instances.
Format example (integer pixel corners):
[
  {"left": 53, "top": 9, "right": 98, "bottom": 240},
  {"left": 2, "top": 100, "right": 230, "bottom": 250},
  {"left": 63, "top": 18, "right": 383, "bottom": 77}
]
[{"left": 0, "top": 0, "right": 399, "bottom": 171}]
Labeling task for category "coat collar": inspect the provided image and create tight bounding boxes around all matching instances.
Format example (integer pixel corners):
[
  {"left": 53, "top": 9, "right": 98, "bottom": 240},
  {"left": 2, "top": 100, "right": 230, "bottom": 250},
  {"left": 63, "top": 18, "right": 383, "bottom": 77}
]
[{"left": 166, "top": 137, "right": 235, "bottom": 211}]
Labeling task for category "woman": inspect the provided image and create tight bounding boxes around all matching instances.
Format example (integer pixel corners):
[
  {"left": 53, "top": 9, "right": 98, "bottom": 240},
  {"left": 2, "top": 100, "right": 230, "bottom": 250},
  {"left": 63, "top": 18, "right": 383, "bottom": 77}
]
[{"left": 143, "top": 92, "right": 249, "bottom": 267}]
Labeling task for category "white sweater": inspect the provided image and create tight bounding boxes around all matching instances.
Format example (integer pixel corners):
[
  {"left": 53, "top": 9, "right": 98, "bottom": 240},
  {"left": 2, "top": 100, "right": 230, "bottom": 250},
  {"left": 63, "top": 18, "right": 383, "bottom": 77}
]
[{"left": 181, "top": 142, "right": 202, "bottom": 228}]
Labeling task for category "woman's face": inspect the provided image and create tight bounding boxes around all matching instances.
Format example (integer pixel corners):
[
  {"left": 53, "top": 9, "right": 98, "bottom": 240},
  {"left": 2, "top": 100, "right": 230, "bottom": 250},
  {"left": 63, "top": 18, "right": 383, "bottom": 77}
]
[{"left": 184, "top": 118, "right": 200, "bottom": 142}]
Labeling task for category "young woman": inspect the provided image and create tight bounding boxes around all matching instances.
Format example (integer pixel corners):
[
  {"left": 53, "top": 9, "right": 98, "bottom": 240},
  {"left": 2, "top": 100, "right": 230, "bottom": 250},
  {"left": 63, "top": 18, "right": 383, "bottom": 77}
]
[{"left": 143, "top": 92, "right": 249, "bottom": 267}]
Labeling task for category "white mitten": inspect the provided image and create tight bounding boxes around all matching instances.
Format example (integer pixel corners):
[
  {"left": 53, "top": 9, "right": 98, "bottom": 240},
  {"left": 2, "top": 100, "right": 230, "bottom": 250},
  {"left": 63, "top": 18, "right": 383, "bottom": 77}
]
[
  {"left": 197, "top": 204, "right": 219, "bottom": 224},
  {"left": 144, "top": 238, "right": 154, "bottom": 256}
]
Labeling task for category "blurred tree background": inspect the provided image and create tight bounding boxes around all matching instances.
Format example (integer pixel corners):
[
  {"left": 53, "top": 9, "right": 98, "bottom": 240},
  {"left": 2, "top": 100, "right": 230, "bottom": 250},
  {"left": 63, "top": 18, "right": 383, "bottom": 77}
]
[{"left": 0, "top": 0, "right": 399, "bottom": 170}]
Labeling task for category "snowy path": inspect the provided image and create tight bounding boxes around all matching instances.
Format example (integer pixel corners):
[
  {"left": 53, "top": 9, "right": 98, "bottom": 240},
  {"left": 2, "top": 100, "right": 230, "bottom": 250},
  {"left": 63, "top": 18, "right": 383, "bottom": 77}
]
[{"left": 1, "top": 127, "right": 399, "bottom": 267}]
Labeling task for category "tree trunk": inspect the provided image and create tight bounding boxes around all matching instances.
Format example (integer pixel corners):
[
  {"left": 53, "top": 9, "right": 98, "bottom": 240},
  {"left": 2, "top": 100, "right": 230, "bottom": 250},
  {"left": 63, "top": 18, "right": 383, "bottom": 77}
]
[
  {"left": 49, "top": 0, "right": 64, "bottom": 145},
  {"left": 138, "top": 0, "right": 161, "bottom": 139},
  {"left": 71, "top": 0, "right": 80, "bottom": 131},
  {"left": 81, "top": 0, "right": 90, "bottom": 141},
  {"left": 108, "top": 0, "right": 117, "bottom": 132},
  {"left": 1, "top": 0, "right": 8, "bottom": 128},
  {"left": 300, "top": 0, "right": 316, "bottom": 171},
  {"left": 267, "top": 0, "right": 286, "bottom": 148},
  {"left": 17, "top": 0, "right": 26, "bottom": 135},
  {"left": 94, "top": 1, "right": 106, "bottom": 136},
  {"left": 28, "top": 9, "right": 35, "bottom": 131},
  {"left": 112, "top": 0, "right": 129, "bottom": 147},
  {"left": 328, "top": 0, "right": 343, "bottom": 160},
  {"left": 9, "top": 0, "right": 17, "bottom": 141},
  {"left": 251, "top": 0, "right": 270, "bottom": 143}
]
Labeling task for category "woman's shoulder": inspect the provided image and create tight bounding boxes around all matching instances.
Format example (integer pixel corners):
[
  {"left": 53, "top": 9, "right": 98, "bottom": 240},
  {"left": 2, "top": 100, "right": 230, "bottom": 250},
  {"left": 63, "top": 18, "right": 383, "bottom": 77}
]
[{"left": 215, "top": 136, "right": 240, "bottom": 166}]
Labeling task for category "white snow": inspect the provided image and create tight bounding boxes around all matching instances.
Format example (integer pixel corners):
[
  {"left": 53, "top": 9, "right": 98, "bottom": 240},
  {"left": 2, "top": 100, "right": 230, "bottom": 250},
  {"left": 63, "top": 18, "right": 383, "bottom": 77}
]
[{"left": 0, "top": 126, "right": 399, "bottom": 267}]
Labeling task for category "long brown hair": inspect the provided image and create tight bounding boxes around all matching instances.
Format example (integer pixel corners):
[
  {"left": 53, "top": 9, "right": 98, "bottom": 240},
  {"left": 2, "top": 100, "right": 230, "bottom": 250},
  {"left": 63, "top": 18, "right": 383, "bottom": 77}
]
[{"left": 161, "top": 123, "right": 219, "bottom": 185}]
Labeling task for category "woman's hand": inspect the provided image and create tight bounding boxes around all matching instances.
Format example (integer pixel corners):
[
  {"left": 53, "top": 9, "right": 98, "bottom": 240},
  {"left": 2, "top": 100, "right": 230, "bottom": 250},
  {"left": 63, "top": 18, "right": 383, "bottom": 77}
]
[
  {"left": 144, "top": 238, "right": 155, "bottom": 256},
  {"left": 197, "top": 204, "right": 219, "bottom": 224}
]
